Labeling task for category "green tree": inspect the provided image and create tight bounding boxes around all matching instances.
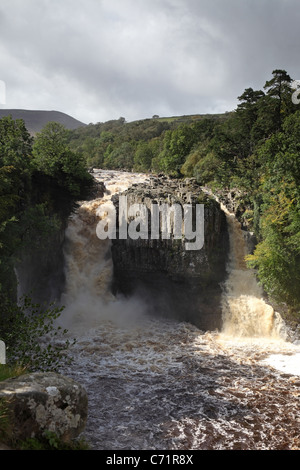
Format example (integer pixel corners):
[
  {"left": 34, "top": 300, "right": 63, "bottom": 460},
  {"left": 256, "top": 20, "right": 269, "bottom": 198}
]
[
  {"left": 134, "top": 140, "right": 157, "bottom": 171},
  {"left": 32, "top": 122, "right": 93, "bottom": 198},
  {"left": 261, "top": 69, "right": 295, "bottom": 132},
  {"left": 103, "top": 141, "right": 135, "bottom": 169},
  {"left": 247, "top": 111, "right": 300, "bottom": 310},
  {"left": 235, "top": 87, "right": 265, "bottom": 154},
  {"left": 0, "top": 117, "right": 34, "bottom": 295},
  {"left": 0, "top": 293, "right": 73, "bottom": 371},
  {"left": 193, "top": 151, "right": 222, "bottom": 186},
  {"left": 0, "top": 116, "right": 33, "bottom": 169},
  {"left": 264, "top": 69, "right": 293, "bottom": 118},
  {"left": 158, "top": 124, "right": 197, "bottom": 176}
]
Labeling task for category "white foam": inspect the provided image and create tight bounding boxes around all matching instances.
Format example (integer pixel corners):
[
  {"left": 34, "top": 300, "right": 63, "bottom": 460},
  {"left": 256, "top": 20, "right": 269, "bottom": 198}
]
[{"left": 262, "top": 352, "right": 300, "bottom": 376}]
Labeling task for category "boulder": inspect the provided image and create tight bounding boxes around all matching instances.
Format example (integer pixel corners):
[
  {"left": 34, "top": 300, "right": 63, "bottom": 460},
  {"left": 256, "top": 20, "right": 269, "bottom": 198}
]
[{"left": 0, "top": 372, "right": 88, "bottom": 443}]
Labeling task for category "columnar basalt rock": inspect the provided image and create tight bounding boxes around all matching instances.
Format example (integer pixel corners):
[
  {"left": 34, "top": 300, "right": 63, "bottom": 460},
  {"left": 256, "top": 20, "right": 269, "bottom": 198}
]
[{"left": 111, "top": 177, "right": 229, "bottom": 330}]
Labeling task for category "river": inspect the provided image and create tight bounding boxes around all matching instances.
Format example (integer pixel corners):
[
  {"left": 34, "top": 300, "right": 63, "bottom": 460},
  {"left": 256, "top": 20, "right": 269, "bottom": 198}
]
[{"left": 58, "top": 170, "right": 300, "bottom": 450}]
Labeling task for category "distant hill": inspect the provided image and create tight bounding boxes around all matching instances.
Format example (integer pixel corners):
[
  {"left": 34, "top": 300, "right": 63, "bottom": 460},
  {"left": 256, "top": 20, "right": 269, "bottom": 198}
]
[{"left": 0, "top": 109, "right": 86, "bottom": 135}]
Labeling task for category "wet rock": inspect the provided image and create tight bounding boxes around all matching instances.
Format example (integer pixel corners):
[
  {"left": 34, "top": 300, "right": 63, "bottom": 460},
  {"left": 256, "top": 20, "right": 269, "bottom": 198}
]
[
  {"left": 0, "top": 372, "right": 88, "bottom": 443},
  {"left": 16, "top": 222, "right": 67, "bottom": 304},
  {"left": 111, "top": 178, "right": 229, "bottom": 330}
]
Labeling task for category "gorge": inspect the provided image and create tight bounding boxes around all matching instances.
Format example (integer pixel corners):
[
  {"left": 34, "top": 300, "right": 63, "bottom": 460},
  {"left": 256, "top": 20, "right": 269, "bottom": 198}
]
[{"left": 54, "top": 170, "right": 300, "bottom": 450}]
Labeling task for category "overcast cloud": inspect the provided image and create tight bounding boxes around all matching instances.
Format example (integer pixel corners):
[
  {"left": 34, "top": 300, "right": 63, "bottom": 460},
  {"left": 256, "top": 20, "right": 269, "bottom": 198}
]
[{"left": 0, "top": 0, "right": 299, "bottom": 123}]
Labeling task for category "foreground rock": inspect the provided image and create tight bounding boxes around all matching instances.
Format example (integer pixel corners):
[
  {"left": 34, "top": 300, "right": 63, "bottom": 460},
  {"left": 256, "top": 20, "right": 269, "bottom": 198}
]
[{"left": 0, "top": 372, "right": 88, "bottom": 444}]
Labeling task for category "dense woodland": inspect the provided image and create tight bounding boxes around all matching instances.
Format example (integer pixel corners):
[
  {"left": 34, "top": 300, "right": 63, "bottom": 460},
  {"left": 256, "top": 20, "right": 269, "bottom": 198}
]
[{"left": 0, "top": 69, "right": 299, "bottom": 370}]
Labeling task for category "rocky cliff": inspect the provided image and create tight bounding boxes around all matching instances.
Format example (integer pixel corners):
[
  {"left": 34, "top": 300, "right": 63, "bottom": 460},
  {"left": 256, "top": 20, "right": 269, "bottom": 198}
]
[
  {"left": 16, "top": 179, "right": 105, "bottom": 305},
  {"left": 111, "top": 177, "right": 229, "bottom": 330}
]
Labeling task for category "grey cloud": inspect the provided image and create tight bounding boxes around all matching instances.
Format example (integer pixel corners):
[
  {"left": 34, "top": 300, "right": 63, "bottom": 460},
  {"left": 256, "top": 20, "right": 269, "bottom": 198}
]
[{"left": 0, "top": 0, "right": 299, "bottom": 123}]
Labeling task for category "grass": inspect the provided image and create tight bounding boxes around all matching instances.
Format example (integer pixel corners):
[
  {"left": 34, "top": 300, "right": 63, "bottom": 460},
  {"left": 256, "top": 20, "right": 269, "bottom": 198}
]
[
  {"left": 155, "top": 113, "right": 229, "bottom": 123},
  {"left": 18, "top": 432, "right": 90, "bottom": 450},
  {"left": 0, "top": 364, "right": 27, "bottom": 382},
  {"left": 0, "top": 364, "right": 27, "bottom": 446}
]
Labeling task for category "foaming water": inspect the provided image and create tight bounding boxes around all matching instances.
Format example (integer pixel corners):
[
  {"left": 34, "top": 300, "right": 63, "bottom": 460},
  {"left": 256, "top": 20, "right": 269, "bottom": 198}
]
[
  {"left": 59, "top": 170, "right": 151, "bottom": 332},
  {"left": 58, "top": 172, "right": 300, "bottom": 450},
  {"left": 219, "top": 203, "right": 287, "bottom": 340}
]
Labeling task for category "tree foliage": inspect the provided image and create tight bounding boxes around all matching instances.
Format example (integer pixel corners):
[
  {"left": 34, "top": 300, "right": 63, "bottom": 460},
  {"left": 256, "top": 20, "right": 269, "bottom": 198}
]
[
  {"left": 32, "top": 122, "right": 93, "bottom": 198},
  {"left": 0, "top": 294, "right": 73, "bottom": 371},
  {"left": 0, "top": 116, "right": 94, "bottom": 370},
  {"left": 246, "top": 111, "right": 300, "bottom": 310}
]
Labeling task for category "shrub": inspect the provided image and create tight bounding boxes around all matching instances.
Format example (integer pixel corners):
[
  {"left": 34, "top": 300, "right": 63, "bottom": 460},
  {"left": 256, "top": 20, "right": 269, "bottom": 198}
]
[{"left": 0, "top": 294, "right": 74, "bottom": 372}]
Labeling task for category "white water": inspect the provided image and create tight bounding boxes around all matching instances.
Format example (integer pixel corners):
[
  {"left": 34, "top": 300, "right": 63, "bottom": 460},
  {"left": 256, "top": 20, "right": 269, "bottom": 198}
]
[
  {"left": 220, "top": 203, "right": 286, "bottom": 340},
  {"left": 58, "top": 171, "right": 300, "bottom": 450}
]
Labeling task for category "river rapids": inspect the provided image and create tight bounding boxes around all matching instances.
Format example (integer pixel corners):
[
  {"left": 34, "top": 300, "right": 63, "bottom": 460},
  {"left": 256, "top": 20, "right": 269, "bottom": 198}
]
[{"left": 57, "top": 170, "right": 300, "bottom": 451}]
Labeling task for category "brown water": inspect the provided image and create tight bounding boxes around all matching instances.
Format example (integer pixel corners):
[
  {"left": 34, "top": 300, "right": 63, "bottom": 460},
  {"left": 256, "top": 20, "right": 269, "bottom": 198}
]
[
  {"left": 220, "top": 202, "right": 286, "bottom": 339},
  {"left": 58, "top": 171, "right": 300, "bottom": 450}
]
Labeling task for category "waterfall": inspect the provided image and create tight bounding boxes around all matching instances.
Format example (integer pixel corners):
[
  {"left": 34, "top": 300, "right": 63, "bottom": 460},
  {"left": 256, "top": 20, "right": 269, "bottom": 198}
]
[
  {"left": 57, "top": 175, "right": 300, "bottom": 451},
  {"left": 61, "top": 178, "right": 287, "bottom": 339},
  {"left": 59, "top": 170, "right": 150, "bottom": 332},
  {"left": 220, "top": 202, "right": 287, "bottom": 339}
]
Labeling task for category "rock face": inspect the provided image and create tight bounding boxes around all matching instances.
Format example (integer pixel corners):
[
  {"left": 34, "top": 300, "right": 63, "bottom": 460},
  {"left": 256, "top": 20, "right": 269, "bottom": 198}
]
[
  {"left": 111, "top": 177, "right": 229, "bottom": 330},
  {"left": 0, "top": 372, "right": 88, "bottom": 443},
  {"left": 16, "top": 179, "right": 105, "bottom": 305},
  {"left": 16, "top": 224, "right": 67, "bottom": 304},
  {"left": 212, "top": 187, "right": 258, "bottom": 254}
]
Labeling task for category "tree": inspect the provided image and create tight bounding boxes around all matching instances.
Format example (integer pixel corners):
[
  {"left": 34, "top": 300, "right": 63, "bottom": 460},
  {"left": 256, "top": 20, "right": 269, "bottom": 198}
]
[
  {"left": 263, "top": 69, "right": 295, "bottom": 129},
  {"left": 193, "top": 151, "right": 221, "bottom": 185},
  {"left": 235, "top": 88, "right": 265, "bottom": 151},
  {"left": 247, "top": 111, "right": 300, "bottom": 310},
  {"left": 158, "top": 124, "right": 197, "bottom": 176},
  {"left": 32, "top": 122, "right": 69, "bottom": 174},
  {"left": 0, "top": 116, "right": 33, "bottom": 169},
  {"left": 134, "top": 140, "right": 157, "bottom": 171},
  {"left": 0, "top": 117, "right": 34, "bottom": 295},
  {"left": 32, "top": 122, "right": 93, "bottom": 198},
  {"left": 0, "top": 293, "right": 73, "bottom": 371},
  {"left": 103, "top": 141, "right": 135, "bottom": 169}
]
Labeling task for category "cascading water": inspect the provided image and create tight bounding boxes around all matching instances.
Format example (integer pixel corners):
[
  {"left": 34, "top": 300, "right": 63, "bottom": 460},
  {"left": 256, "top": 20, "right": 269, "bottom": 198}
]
[
  {"left": 60, "top": 170, "right": 150, "bottom": 331},
  {"left": 220, "top": 202, "right": 287, "bottom": 339},
  {"left": 58, "top": 171, "right": 300, "bottom": 450}
]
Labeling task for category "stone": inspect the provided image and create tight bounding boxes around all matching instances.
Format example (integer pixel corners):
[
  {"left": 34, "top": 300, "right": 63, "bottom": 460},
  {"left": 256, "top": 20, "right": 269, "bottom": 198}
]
[
  {"left": 0, "top": 372, "right": 88, "bottom": 443},
  {"left": 111, "top": 178, "right": 229, "bottom": 330}
]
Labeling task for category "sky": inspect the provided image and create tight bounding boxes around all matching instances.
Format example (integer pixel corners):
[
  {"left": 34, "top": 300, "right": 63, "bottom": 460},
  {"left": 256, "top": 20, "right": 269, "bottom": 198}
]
[{"left": 0, "top": 0, "right": 299, "bottom": 124}]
